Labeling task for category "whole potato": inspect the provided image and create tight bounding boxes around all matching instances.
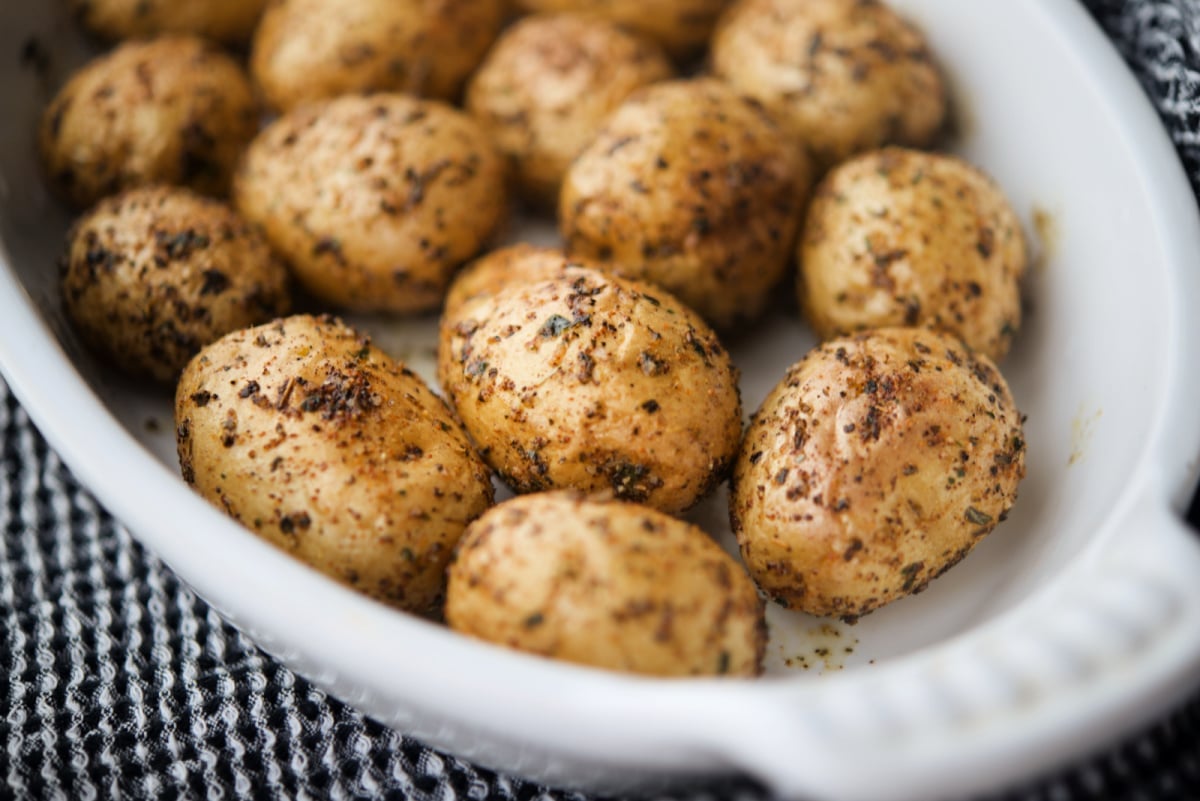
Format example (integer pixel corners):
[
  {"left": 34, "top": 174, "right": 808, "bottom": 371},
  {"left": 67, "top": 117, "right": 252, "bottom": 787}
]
[
  {"left": 560, "top": 78, "right": 809, "bottom": 329},
  {"left": 61, "top": 186, "right": 290, "bottom": 383},
  {"left": 712, "top": 0, "right": 946, "bottom": 169},
  {"left": 233, "top": 94, "right": 508, "bottom": 313},
  {"left": 439, "top": 266, "right": 742, "bottom": 515},
  {"left": 446, "top": 492, "right": 766, "bottom": 677},
  {"left": 250, "top": 0, "right": 505, "bottom": 112},
  {"left": 175, "top": 314, "right": 495, "bottom": 615},
  {"left": 442, "top": 244, "right": 611, "bottom": 323},
  {"left": 69, "top": 0, "right": 269, "bottom": 44},
  {"left": 512, "top": 0, "right": 730, "bottom": 59},
  {"left": 799, "top": 148, "right": 1027, "bottom": 362},
  {"left": 39, "top": 36, "right": 258, "bottom": 209},
  {"left": 730, "top": 328, "right": 1026, "bottom": 621},
  {"left": 465, "top": 13, "right": 673, "bottom": 207}
]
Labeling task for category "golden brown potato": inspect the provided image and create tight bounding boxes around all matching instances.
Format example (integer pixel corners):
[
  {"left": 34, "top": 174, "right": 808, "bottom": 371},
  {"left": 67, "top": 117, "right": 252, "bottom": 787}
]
[
  {"left": 512, "top": 0, "right": 730, "bottom": 59},
  {"left": 712, "top": 0, "right": 946, "bottom": 169},
  {"left": 250, "top": 0, "right": 505, "bottom": 112},
  {"left": 560, "top": 78, "right": 809, "bottom": 329},
  {"left": 730, "top": 328, "right": 1026, "bottom": 621},
  {"left": 38, "top": 36, "right": 258, "bottom": 209},
  {"left": 233, "top": 94, "right": 508, "bottom": 314},
  {"left": 799, "top": 148, "right": 1027, "bottom": 361},
  {"left": 439, "top": 266, "right": 742, "bottom": 515},
  {"left": 69, "top": 0, "right": 268, "bottom": 44},
  {"left": 61, "top": 186, "right": 290, "bottom": 383},
  {"left": 465, "top": 13, "right": 672, "bottom": 207},
  {"left": 446, "top": 492, "right": 765, "bottom": 676},
  {"left": 175, "top": 314, "right": 495, "bottom": 616},
  {"left": 442, "top": 244, "right": 611, "bottom": 323}
]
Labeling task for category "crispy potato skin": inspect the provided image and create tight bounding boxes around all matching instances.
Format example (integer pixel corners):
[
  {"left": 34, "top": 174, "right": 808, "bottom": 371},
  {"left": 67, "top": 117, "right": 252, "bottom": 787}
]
[
  {"left": 250, "top": 0, "right": 505, "bottom": 112},
  {"left": 175, "top": 315, "right": 495, "bottom": 616},
  {"left": 731, "top": 328, "right": 1025, "bottom": 620},
  {"left": 446, "top": 492, "right": 765, "bottom": 677},
  {"left": 512, "top": 0, "right": 730, "bottom": 58},
  {"left": 800, "top": 148, "right": 1027, "bottom": 361},
  {"left": 439, "top": 266, "right": 742, "bottom": 515},
  {"left": 38, "top": 36, "right": 258, "bottom": 209},
  {"left": 466, "top": 13, "right": 672, "bottom": 207},
  {"left": 69, "top": 0, "right": 268, "bottom": 43},
  {"left": 712, "top": 0, "right": 945, "bottom": 169},
  {"left": 560, "top": 79, "right": 809, "bottom": 329},
  {"left": 233, "top": 94, "right": 508, "bottom": 313},
  {"left": 61, "top": 186, "right": 290, "bottom": 383}
]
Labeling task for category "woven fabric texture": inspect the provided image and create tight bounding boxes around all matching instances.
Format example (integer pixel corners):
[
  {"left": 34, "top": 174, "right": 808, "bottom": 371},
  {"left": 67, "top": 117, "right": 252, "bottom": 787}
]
[{"left": 4, "top": 1, "right": 1200, "bottom": 799}]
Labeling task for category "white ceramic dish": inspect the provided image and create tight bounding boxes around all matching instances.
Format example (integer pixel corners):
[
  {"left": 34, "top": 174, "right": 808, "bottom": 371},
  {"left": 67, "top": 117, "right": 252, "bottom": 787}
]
[{"left": 4, "top": 2, "right": 1200, "bottom": 799}]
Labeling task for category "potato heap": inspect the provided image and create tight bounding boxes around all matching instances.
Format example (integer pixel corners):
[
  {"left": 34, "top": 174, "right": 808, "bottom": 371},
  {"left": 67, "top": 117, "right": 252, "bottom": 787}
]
[{"left": 42, "top": 0, "right": 1032, "bottom": 677}]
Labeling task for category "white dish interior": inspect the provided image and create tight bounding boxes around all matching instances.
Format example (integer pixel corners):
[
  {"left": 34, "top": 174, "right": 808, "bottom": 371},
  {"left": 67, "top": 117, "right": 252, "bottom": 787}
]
[{"left": 3, "top": 2, "right": 1200, "bottom": 800}]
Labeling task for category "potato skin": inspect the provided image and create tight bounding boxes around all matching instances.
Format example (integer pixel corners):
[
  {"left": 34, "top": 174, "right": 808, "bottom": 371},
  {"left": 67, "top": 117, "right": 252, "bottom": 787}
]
[
  {"left": 560, "top": 79, "right": 809, "bottom": 329},
  {"left": 512, "top": 0, "right": 730, "bottom": 59},
  {"left": 250, "top": 0, "right": 505, "bottom": 112},
  {"left": 175, "top": 314, "right": 495, "bottom": 615},
  {"left": 61, "top": 186, "right": 290, "bottom": 383},
  {"left": 439, "top": 266, "right": 742, "bottom": 515},
  {"left": 69, "top": 0, "right": 269, "bottom": 44},
  {"left": 800, "top": 148, "right": 1027, "bottom": 361},
  {"left": 233, "top": 94, "right": 508, "bottom": 313},
  {"left": 442, "top": 244, "right": 611, "bottom": 324},
  {"left": 731, "top": 328, "right": 1025, "bottom": 620},
  {"left": 446, "top": 492, "right": 765, "bottom": 677},
  {"left": 39, "top": 36, "right": 258, "bottom": 209},
  {"left": 466, "top": 13, "right": 672, "bottom": 207},
  {"left": 712, "top": 0, "right": 946, "bottom": 168}
]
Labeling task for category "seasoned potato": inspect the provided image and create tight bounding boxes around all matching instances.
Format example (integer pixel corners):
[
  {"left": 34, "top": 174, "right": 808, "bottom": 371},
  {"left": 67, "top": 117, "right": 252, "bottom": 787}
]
[
  {"left": 233, "top": 94, "right": 508, "bottom": 313},
  {"left": 69, "top": 0, "right": 268, "bottom": 44},
  {"left": 61, "top": 186, "right": 290, "bottom": 383},
  {"left": 439, "top": 266, "right": 742, "bottom": 515},
  {"left": 446, "top": 492, "right": 765, "bottom": 677},
  {"left": 175, "top": 314, "right": 495, "bottom": 615},
  {"left": 512, "top": 0, "right": 730, "bottom": 59},
  {"left": 731, "top": 328, "right": 1026, "bottom": 620},
  {"left": 560, "top": 78, "right": 809, "bottom": 329},
  {"left": 799, "top": 148, "right": 1026, "bottom": 361},
  {"left": 712, "top": 0, "right": 946, "bottom": 168},
  {"left": 38, "top": 36, "right": 258, "bottom": 209},
  {"left": 250, "top": 0, "right": 505, "bottom": 112},
  {"left": 442, "top": 244, "right": 610, "bottom": 323},
  {"left": 465, "top": 13, "right": 672, "bottom": 207}
]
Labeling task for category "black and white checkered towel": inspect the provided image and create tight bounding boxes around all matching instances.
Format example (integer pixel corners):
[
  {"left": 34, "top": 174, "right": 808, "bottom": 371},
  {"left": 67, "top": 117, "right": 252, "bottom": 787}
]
[{"left": 3, "top": 1, "right": 1200, "bottom": 799}]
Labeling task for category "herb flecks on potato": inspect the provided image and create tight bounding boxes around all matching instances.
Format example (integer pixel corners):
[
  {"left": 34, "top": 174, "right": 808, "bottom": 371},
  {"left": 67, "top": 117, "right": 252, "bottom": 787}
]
[
  {"left": 447, "top": 492, "right": 766, "bottom": 677},
  {"left": 731, "top": 327, "right": 1026, "bottom": 621},
  {"left": 176, "top": 314, "right": 495, "bottom": 616}
]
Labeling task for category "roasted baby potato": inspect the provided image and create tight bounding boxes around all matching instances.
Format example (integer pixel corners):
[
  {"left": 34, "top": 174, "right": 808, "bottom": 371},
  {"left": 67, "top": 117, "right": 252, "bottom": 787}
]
[
  {"left": 731, "top": 327, "right": 1026, "bottom": 620},
  {"left": 712, "top": 0, "right": 946, "bottom": 169},
  {"left": 38, "top": 36, "right": 258, "bottom": 209},
  {"left": 799, "top": 148, "right": 1027, "bottom": 361},
  {"left": 442, "top": 244, "right": 611, "bottom": 323},
  {"left": 233, "top": 94, "right": 508, "bottom": 313},
  {"left": 560, "top": 78, "right": 809, "bottom": 329},
  {"left": 175, "top": 314, "right": 495, "bottom": 616},
  {"left": 446, "top": 492, "right": 766, "bottom": 677},
  {"left": 250, "top": 0, "right": 505, "bottom": 112},
  {"left": 439, "top": 266, "right": 742, "bottom": 515},
  {"left": 69, "top": 0, "right": 269, "bottom": 44},
  {"left": 512, "top": 0, "right": 730, "bottom": 59},
  {"left": 61, "top": 186, "right": 290, "bottom": 383},
  {"left": 465, "top": 13, "right": 672, "bottom": 207}
]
